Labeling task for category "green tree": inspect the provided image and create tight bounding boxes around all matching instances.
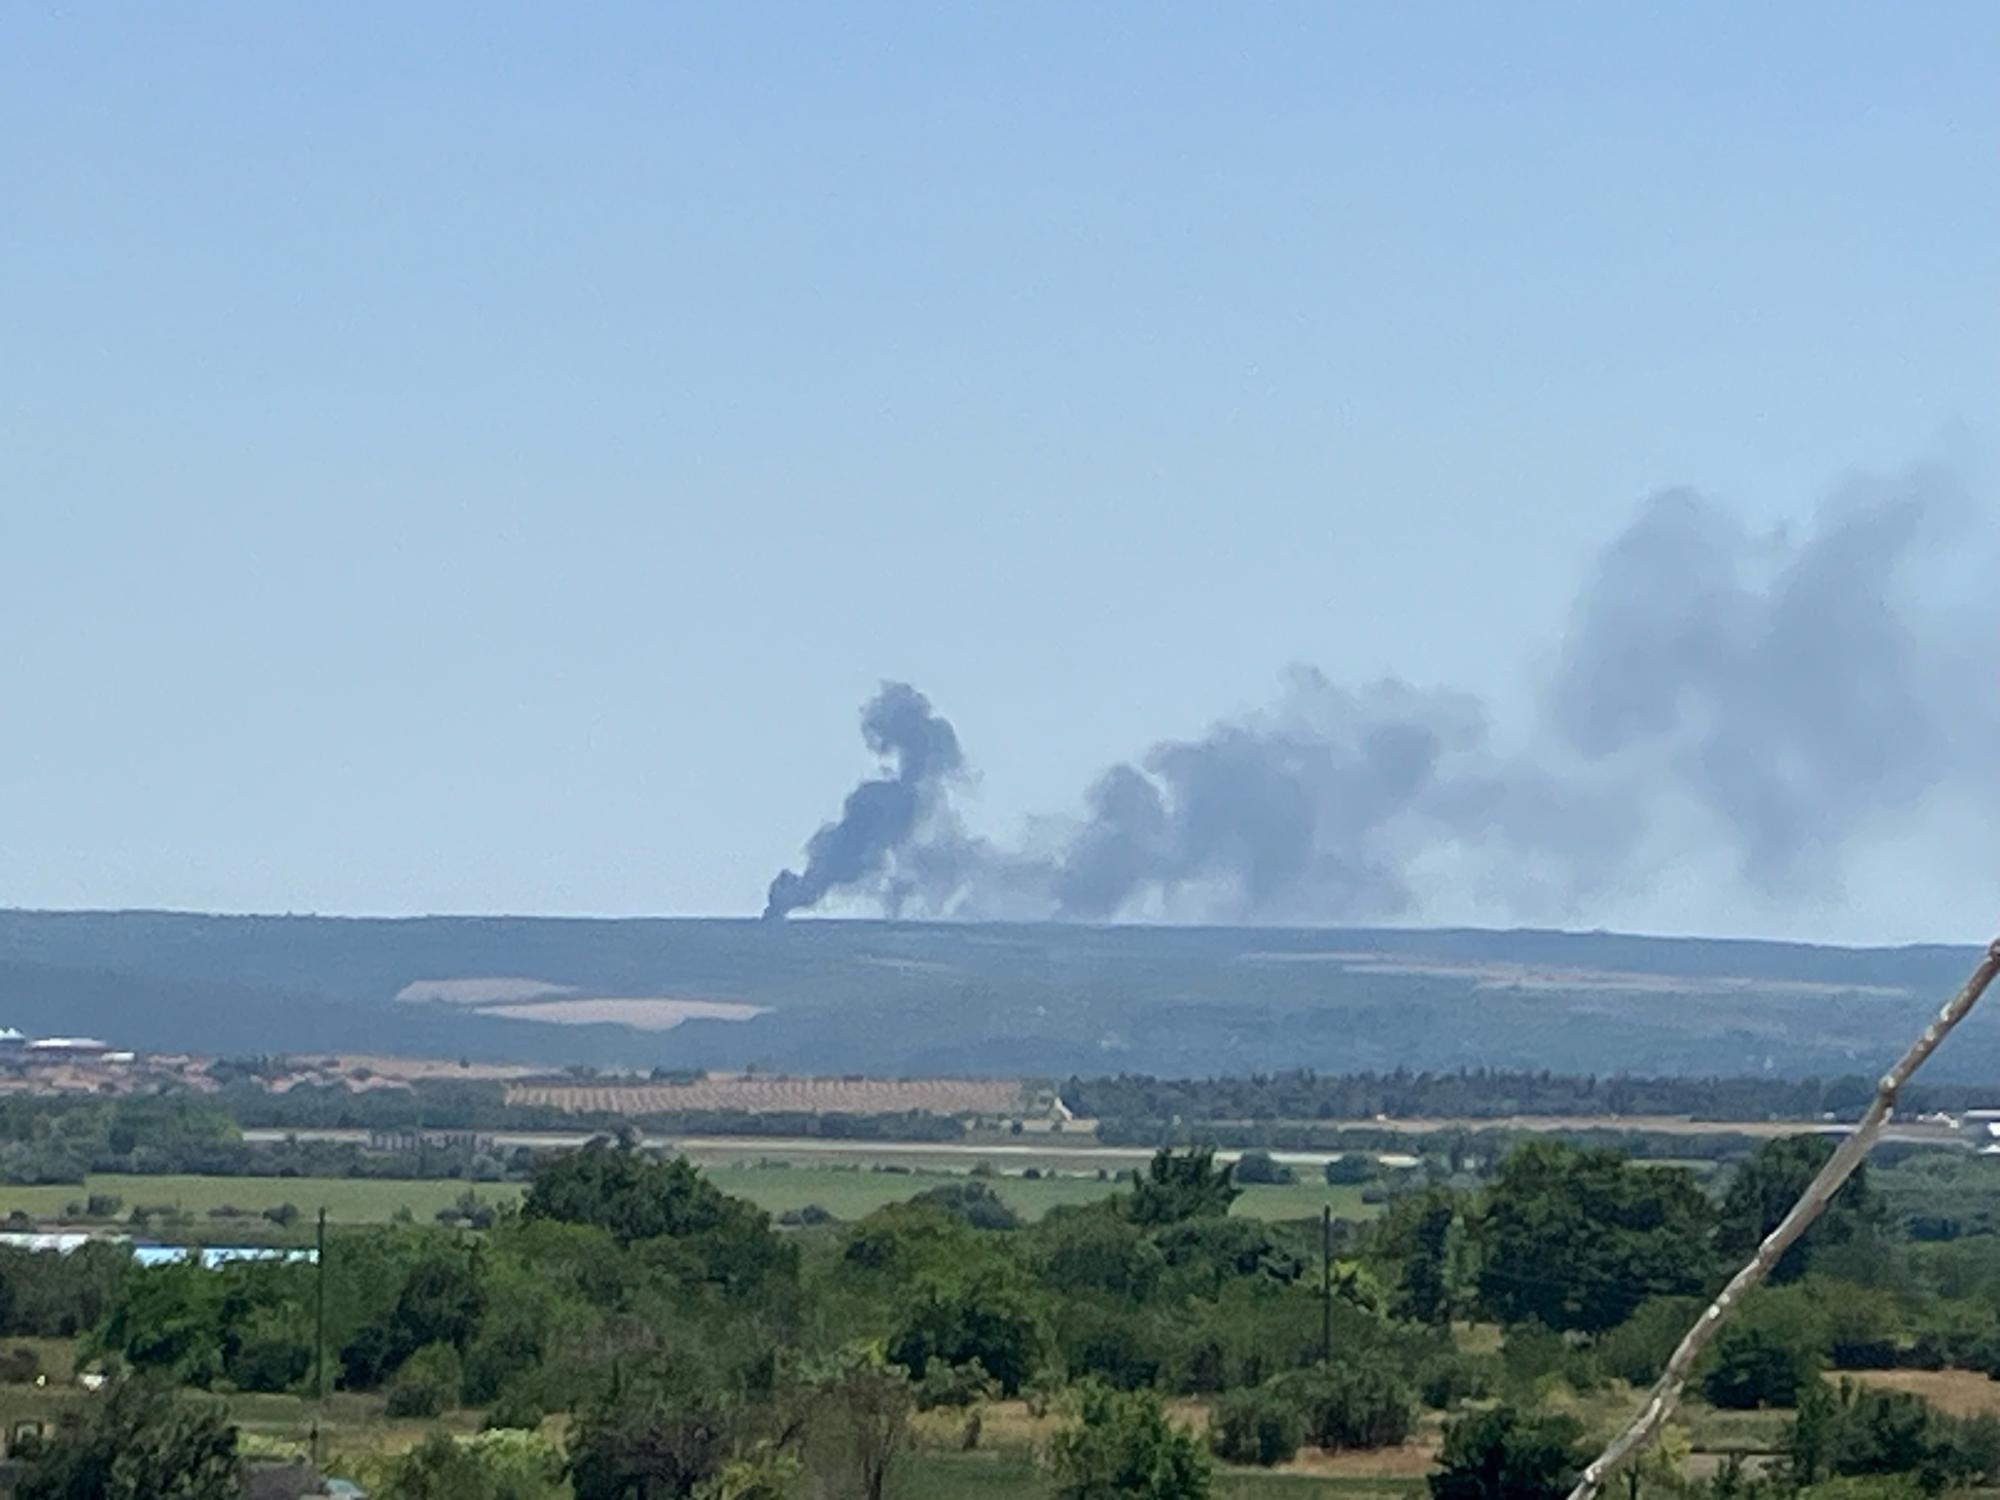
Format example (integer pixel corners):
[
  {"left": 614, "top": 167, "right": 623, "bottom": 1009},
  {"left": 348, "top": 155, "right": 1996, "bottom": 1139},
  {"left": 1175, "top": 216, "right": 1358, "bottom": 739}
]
[
  {"left": 1478, "top": 1141, "right": 1716, "bottom": 1333},
  {"left": 1719, "top": 1136, "right": 1885, "bottom": 1285},
  {"left": 1030, "top": 1207, "right": 1167, "bottom": 1302},
  {"left": 907, "top": 1180, "right": 1020, "bottom": 1231},
  {"left": 1428, "top": 1405, "right": 1585, "bottom": 1500},
  {"left": 1377, "top": 1189, "right": 1476, "bottom": 1326},
  {"left": 1126, "top": 1148, "right": 1240, "bottom": 1227},
  {"left": 524, "top": 1142, "right": 741, "bottom": 1244},
  {"left": 525, "top": 1143, "right": 792, "bottom": 1296},
  {"left": 17, "top": 1379, "right": 240, "bottom": 1500},
  {"left": 568, "top": 1368, "right": 735, "bottom": 1500},
  {"left": 805, "top": 1343, "right": 912, "bottom": 1500},
  {"left": 887, "top": 1271, "right": 1045, "bottom": 1395},
  {"left": 1232, "top": 1152, "right": 1295, "bottom": 1186},
  {"left": 1046, "top": 1383, "right": 1211, "bottom": 1500},
  {"left": 1704, "top": 1322, "right": 1817, "bottom": 1410}
]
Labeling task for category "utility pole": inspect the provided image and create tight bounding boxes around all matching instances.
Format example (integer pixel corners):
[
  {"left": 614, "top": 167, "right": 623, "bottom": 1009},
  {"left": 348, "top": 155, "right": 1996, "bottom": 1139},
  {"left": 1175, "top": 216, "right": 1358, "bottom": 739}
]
[
  {"left": 1320, "top": 1203, "right": 1333, "bottom": 1365},
  {"left": 314, "top": 1206, "right": 327, "bottom": 1400}
]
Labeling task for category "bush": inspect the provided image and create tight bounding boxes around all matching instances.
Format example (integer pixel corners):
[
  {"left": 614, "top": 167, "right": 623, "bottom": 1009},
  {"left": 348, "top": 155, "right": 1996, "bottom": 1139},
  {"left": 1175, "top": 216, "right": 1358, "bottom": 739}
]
[
  {"left": 1233, "top": 1152, "right": 1296, "bottom": 1187},
  {"left": 0, "top": 1347, "right": 39, "bottom": 1384},
  {"left": 482, "top": 1375, "right": 550, "bottom": 1432},
  {"left": 1429, "top": 1404, "right": 1584, "bottom": 1500},
  {"left": 1277, "top": 1363, "right": 1416, "bottom": 1451},
  {"left": 261, "top": 1203, "right": 300, "bottom": 1228},
  {"left": 910, "top": 1181, "right": 1021, "bottom": 1231},
  {"left": 1417, "top": 1352, "right": 1492, "bottom": 1411},
  {"left": 1500, "top": 1323, "right": 1603, "bottom": 1395},
  {"left": 1325, "top": 1155, "right": 1378, "bottom": 1186},
  {"left": 1597, "top": 1297, "right": 1706, "bottom": 1386},
  {"left": 1208, "top": 1385, "right": 1302, "bottom": 1467},
  {"left": 230, "top": 1335, "right": 310, "bottom": 1395},
  {"left": 1046, "top": 1383, "right": 1210, "bottom": 1500},
  {"left": 385, "top": 1342, "right": 464, "bottom": 1419}
]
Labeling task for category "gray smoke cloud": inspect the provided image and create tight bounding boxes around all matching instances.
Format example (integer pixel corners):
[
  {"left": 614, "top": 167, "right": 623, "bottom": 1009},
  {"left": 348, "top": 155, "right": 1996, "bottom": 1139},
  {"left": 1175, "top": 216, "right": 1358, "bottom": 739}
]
[
  {"left": 762, "top": 682, "right": 965, "bottom": 920},
  {"left": 765, "top": 467, "right": 1996, "bottom": 924}
]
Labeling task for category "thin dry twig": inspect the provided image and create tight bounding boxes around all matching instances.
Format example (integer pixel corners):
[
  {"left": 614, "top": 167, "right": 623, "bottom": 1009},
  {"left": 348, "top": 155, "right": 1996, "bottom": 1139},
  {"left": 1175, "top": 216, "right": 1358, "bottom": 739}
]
[{"left": 1566, "top": 936, "right": 2000, "bottom": 1500}]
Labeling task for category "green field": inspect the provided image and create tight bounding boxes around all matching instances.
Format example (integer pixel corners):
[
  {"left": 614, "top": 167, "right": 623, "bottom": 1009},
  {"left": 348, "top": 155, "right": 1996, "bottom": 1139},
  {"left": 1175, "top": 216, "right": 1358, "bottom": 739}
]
[{"left": 0, "top": 1167, "right": 1374, "bottom": 1231}]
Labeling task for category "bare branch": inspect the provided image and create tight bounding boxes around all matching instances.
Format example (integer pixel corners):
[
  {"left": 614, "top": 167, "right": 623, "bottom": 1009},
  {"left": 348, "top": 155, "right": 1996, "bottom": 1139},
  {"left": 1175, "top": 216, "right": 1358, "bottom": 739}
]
[{"left": 1566, "top": 937, "right": 2000, "bottom": 1500}]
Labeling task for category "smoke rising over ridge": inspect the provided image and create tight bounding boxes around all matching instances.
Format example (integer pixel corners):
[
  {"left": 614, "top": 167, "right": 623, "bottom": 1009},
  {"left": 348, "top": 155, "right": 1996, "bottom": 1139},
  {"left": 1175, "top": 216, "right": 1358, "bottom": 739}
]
[{"left": 766, "top": 469, "right": 1997, "bottom": 927}]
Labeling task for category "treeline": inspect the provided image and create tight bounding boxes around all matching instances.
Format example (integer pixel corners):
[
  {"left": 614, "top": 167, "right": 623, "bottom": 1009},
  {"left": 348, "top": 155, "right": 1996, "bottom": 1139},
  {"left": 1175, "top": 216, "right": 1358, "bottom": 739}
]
[
  {"left": 26, "top": 1133, "right": 2000, "bottom": 1498},
  {"left": 223, "top": 1080, "right": 968, "bottom": 1142},
  {"left": 0, "top": 1096, "right": 531, "bottom": 1187},
  {"left": 1099, "top": 1118, "right": 1773, "bottom": 1162},
  {"left": 1064, "top": 1068, "right": 1984, "bottom": 1126}
]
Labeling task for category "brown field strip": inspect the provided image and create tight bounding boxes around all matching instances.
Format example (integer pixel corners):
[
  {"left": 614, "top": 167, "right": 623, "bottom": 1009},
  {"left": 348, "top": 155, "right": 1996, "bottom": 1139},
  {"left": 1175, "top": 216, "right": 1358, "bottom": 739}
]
[{"left": 506, "top": 1075, "right": 1027, "bottom": 1116}]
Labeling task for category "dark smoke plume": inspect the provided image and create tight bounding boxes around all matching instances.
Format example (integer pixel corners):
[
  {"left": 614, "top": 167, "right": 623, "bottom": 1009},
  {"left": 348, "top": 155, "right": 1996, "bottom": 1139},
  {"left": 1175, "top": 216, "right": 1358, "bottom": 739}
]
[
  {"left": 764, "top": 466, "right": 1996, "bottom": 924},
  {"left": 762, "top": 682, "right": 965, "bottom": 921}
]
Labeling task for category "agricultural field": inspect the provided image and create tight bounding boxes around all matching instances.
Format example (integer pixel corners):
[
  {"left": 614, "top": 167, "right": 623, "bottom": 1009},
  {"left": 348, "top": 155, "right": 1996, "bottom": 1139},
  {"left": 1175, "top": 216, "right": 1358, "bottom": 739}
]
[
  {"left": 0, "top": 1164, "right": 1376, "bottom": 1231},
  {"left": 506, "top": 1074, "right": 1030, "bottom": 1116}
]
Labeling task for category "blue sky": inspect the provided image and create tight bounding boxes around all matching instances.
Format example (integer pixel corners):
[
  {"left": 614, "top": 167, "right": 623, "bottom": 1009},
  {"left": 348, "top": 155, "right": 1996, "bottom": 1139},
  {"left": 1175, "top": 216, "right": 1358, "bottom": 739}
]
[{"left": 2, "top": 5, "right": 1996, "bottom": 937}]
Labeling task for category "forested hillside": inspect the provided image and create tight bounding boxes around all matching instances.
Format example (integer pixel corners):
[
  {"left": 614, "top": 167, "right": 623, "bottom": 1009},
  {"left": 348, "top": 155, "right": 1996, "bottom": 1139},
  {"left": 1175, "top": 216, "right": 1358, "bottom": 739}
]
[{"left": 1, "top": 911, "right": 1991, "bottom": 1080}]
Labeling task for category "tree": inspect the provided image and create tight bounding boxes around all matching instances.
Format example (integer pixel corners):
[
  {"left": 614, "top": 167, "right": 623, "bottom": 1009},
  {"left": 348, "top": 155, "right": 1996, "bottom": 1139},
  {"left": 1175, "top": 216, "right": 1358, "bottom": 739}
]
[
  {"left": 1702, "top": 1323, "right": 1819, "bottom": 1411},
  {"left": 888, "top": 1272, "right": 1045, "bottom": 1395},
  {"left": 524, "top": 1142, "right": 739, "bottom": 1244},
  {"left": 1718, "top": 1135, "right": 1885, "bottom": 1285},
  {"left": 568, "top": 1369, "right": 734, "bottom": 1500},
  {"left": 908, "top": 1180, "right": 1021, "bottom": 1231},
  {"left": 524, "top": 1143, "right": 792, "bottom": 1295},
  {"left": 1126, "top": 1148, "right": 1240, "bottom": 1227},
  {"left": 1045, "top": 1383, "right": 1211, "bottom": 1500},
  {"left": 1325, "top": 1155, "right": 1378, "bottom": 1186},
  {"left": 1376, "top": 1189, "right": 1476, "bottom": 1326},
  {"left": 1428, "top": 1405, "right": 1584, "bottom": 1500},
  {"left": 806, "top": 1344, "right": 912, "bottom": 1500},
  {"left": 17, "top": 1379, "right": 240, "bottom": 1500},
  {"left": 1233, "top": 1152, "right": 1295, "bottom": 1186},
  {"left": 1031, "top": 1207, "right": 1167, "bottom": 1301},
  {"left": 1478, "top": 1141, "right": 1716, "bottom": 1333}
]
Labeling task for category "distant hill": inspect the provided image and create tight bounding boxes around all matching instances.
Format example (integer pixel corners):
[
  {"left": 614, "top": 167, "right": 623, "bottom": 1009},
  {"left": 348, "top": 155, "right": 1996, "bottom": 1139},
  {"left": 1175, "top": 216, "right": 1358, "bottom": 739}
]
[{"left": 0, "top": 910, "right": 1992, "bottom": 1082}]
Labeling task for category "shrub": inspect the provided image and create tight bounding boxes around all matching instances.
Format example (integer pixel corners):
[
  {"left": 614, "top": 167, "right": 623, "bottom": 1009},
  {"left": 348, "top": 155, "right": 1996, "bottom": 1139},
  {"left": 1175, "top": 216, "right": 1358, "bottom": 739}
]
[
  {"left": 1430, "top": 1404, "right": 1584, "bottom": 1500},
  {"left": 1046, "top": 1383, "right": 1210, "bottom": 1500},
  {"left": 1417, "top": 1352, "right": 1492, "bottom": 1411},
  {"left": 0, "top": 1347, "right": 39, "bottom": 1384},
  {"left": 1208, "top": 1385, "right": 1302, "bottom": 1467},
  {"left": 385, "top": 1342, "right": 463, "bottom": 1419},
  {"left": 1325, "top": 1155, "right": 1378, "bottom": 1186},
  {"left": 1278, "top": 1363, "right": 1416, "bottom": 1451},
  {"left": 230, "top": 1335, "right": 310, "bottom": 1395},
  {"left": 1234, "top": 1152, "right": 1296, "bottom": 1187},
  {"left": 482, "top": 1375, "right": 550, "bottom": 1432}
]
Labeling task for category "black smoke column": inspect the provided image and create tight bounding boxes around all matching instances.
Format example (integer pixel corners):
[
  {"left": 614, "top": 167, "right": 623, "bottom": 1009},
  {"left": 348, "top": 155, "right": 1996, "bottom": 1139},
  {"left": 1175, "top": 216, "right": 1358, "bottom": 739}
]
[{"left": 763, "top": 682, "right": 965, "bottom": 919}]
